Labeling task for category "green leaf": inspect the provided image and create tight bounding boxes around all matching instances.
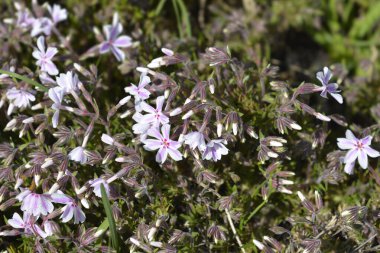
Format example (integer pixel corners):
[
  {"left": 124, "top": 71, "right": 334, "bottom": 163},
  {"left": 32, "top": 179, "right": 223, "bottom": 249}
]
[
  {"left": 0, "top": 69, "right": 48, "bottom": 92},
  {"left": 101, "top": 184, "right": 120, "bottom": 252}
]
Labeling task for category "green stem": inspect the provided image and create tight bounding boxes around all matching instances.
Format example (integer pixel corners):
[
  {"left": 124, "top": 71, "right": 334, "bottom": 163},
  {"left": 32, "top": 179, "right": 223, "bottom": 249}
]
[
  {"left": 243, "top": 201, "right": 267, "bottom": 227},
  {"left": 101, "top": 184, "right": 120, "bottom": 252},
  {"left": 0, "top": 69, "right": 48, "bottom": 92}
]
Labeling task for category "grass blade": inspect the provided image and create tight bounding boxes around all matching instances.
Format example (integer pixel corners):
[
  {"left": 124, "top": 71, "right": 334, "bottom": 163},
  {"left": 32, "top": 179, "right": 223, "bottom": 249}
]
[
  {"left": 0, "top": 69, "right": 48, "bottom": 92},
  {"left": 101, "top": 184, "right": 119, "bottom": 252}
]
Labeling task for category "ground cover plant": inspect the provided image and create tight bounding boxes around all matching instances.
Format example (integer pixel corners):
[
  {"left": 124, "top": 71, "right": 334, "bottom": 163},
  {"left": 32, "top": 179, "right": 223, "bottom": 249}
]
[{"left": 1, "top": 0, "right": 380, "bottom": 252}]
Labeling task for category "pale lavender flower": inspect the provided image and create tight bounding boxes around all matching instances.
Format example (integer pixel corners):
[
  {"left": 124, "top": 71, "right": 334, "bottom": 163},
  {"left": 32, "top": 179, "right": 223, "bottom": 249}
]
[
  {"left": 6, "top": 88, "right": 35, "bottom": 115},
  {"left": 15, "top": 9, "right": 35, "bottom": 28},
  {"left": 47, "top": 4, "right": 67, "bottom": 24},
  {"left": 51, "top": 192, "right": 86, "bottom": 224},
  {"left": 68, "top": 146, "right": 87, "bottom": 164},
  {"left": 56, "top": 71, "right": 80, "bottom": 93},
  {"left": 337, "top": 130, "right": 380, "bottom": 174},
  {"left": 316, "top": 67, "right": 343, "bottom": 104},
  {"left": 32, "top": 36, "right": 59, "bottom": 76},
  {"left": 8, "top": 212, "right": 47, "bottom": 238},
  {"left": 140, "top": 96, "right": 169, "bottom": 127},
  {"left": 124, "top": 73, "right": 151, "bottom": 101},
  {"left": 184, "top": 131, "right": 206, "bottom": 151},
  {"left": 48, "top": 87, "right": 64, "bottom": 128},
  {"left": 31, "top": 17, "right": 53, "bottom": 37},
  {"left": 202, "top": 139, "right": 229, "bottom": 162},
  {"left": 132, "top": 112, "right": 152, "bottom": 140},
  {"left": 99, "top": 13, "right": 132, "bottom": 61},
  {"left": 16, "top": 189, "right": 54, "bottom": 217},
  {"left": 142, "top": 124, "right": 183, "bottom": 164},
  {"left": 89, "top": 178, "right": 110, "bottom": 198}
]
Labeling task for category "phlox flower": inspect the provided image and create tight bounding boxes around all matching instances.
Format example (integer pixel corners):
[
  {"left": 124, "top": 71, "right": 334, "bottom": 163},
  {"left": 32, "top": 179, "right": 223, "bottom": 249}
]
[
  {"left": 16, "top": 189, "right": 54, "bottom": 217},
  {"left": 142, "top": 124, "right": 183, "bottom": 164},
  {"left": 89, "top": 178, "right": 110, "bottom": 198},
  {"left": 184, "top": 131, "right": 206, "bottom": 151},
  {"left": 15, "top": 9, "right": 35, "bottom": 28},
  {"left": 99, "top": 13, "right": 132, "bottom": 61},
  {"left": 124, "top": 72, "right": 151, "bottom": 101},
  {"left": 68, "top": 146, "right": 87, "bottom": 164},
  {"left": 51, "top": 192, "right": 86, "bottom": 224},
  {"left": 48, "top": 87, "right": 64, "bottom": 128},
  {"left": 47, "top": 4, "right": 67, "bottom": 24},
  {"left": 31, "top": 17, "right": 53, "bottom": 37},
  {"left": 202, "top": 139, "right": 229, "bottom": 162},
  {"left": 316, "top": 67, "right": 343, "bottom": 104},
  {"left": 140, "top": 96, "right": 169, "bottom": 127},
  {"left": 132, "top": 112, "right": 152, "bottom": 140},
  {"left": 337, "top": 130, "right": 380, "bottom": 174},
  {"left": 56, "top": 71, "right": 80, "bottom": 94},
  {"left": 8, "top": 212, "right": 47, "bottom": 238},
  {"left": 32, "top": 36, "right": 59, "bottom": 76},
  {"left": 6, "top": 88, "right": 35, "bottom": 115}
]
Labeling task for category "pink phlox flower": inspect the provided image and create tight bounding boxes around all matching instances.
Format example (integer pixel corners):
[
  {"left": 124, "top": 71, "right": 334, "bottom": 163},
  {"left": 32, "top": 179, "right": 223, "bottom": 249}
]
[
  {"left": 337, "top": 130, "right": 380, "bottom": 174},
  {"left": 124, "top": 72, "right": 151, "bottom": 101},
  {"left": 142, "top": 124, "right": 183, "bottom": 164},
  {"left": 99, "top": 13, "right": 132, "bottom": 61},
  {"left": 140, "top": 96, "right": 169, "bottom": 127},
  {"left": 32, "top": 36, "right": 59, "bottom": 76}
]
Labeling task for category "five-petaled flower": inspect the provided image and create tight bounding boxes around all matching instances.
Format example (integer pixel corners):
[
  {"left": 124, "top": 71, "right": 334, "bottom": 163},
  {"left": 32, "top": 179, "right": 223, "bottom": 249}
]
[
  {"left": 99, "top": 13, "right": 132, "bottom": 61},
  {"left": 139, "top": 96, "right": 169, "bottom": 127},
  {"left": 337, "top": 130, "right": 380, "bottom": 174},
  {"left": 33, "top": 36, "right": 59, "bottom": 76},
  {"left": 316, "top": 67, "right": 343, "bottom": 104},
  {"left": 124, "top": 73, "right": 151, "bottom": 101},
  {"left": 142, "top": 124, "right": 183, "bottom": 164}
]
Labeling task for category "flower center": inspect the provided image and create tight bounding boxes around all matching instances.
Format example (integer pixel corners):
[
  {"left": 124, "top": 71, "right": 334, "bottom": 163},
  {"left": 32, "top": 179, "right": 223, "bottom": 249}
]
[
  {"left": 162, "top": 138, "right": 170, "bottom": 148},
  {"left": 356, "top": 141, "right": 363, "bottom": 149}
]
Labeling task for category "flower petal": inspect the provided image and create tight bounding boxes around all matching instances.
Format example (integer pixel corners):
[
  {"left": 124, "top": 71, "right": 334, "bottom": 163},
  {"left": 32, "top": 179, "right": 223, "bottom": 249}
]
[
  {"left": 344, "top": 149, "right": 358, "bottom": 164},
  {"left": 357, "top": 149, "right": 368, "bottom": 169},
  {"left": 364, "top": 146, "right": 380, "bottom": 158}
]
